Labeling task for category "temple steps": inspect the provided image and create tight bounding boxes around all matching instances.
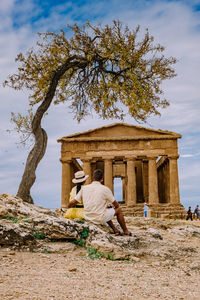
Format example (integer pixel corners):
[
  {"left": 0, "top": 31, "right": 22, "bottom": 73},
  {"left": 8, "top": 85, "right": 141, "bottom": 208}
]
[{"left": 120, "top": 203, "right": 186, "bottom": 218}]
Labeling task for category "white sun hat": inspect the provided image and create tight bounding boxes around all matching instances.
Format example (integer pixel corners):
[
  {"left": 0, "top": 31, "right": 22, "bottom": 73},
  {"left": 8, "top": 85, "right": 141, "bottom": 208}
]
[{"left": 72, "top": 171, "right": 89, "bottom": 183}]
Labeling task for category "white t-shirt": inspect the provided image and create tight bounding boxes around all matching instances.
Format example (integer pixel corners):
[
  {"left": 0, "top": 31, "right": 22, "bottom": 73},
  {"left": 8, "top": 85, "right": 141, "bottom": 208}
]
[{"left": 75, "top": 181, "right": 115, "bottom": 224}]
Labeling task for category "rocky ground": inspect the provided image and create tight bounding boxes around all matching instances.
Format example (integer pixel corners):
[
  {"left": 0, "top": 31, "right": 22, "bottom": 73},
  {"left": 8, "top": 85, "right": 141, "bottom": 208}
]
[{"left": 0, "top": 194, "right": 200, "bottom": 299}]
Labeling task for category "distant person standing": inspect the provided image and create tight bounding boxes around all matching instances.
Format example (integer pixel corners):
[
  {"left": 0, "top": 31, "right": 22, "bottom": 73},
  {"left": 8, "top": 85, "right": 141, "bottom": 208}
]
[
  {"left": 144, "top": 203, "right": 149, "bottom": 217},
  {"left": 194, "top": 205, "right": 200, "bottom": 219},
  {"left": 186, "top": 206, "right": 193, "bottom": 221}
]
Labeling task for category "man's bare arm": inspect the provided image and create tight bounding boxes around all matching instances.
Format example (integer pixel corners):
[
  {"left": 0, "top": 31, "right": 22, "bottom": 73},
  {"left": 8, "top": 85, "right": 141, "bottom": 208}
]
[
  {"left": 112, "top": 200, "right": 119, "bottom": 209},
  {"left": 68, "top": 199, "right": 78, "bottom": 208}
]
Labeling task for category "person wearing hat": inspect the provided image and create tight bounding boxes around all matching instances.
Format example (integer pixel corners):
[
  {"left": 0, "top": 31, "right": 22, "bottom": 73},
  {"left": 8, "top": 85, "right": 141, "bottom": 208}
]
[
  {"left": 69, "top": 171, "right": 89, "bottom": 204},
  {"left": 65, "top": 171, "right": 88, "bottom": 219}
]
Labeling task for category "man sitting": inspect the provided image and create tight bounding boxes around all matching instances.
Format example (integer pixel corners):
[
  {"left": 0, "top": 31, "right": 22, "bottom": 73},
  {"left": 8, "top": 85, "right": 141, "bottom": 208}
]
[{"left": 68, "top": 169, "right": 132, "bottom": 236}]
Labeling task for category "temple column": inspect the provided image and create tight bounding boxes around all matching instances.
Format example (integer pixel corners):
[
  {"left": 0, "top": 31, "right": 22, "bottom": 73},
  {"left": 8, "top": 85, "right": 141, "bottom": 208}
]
[
  {"left": 82, "top": 159, "right": 92, "bottom": 184},
  {"left": 60, "top": 159, "right": 71, "bottom": 208},
  {"left": 164, "top": 160, "right": 170, "bottom": 203},
  {"left": 142, "top": 160, "right": 149, "bottom": 203},
  {"left": 168, "top": 155, "right": 180, "bottom": 204},
  {"left": 126, "top": 157, "right": 137, "bottom": 207},
  {"left": 122, "top": 177, "right": 126, "bottom": 203},
  {"left": 104, "top": 158, "right": 113, "bottom": 192},
  {"left": 148, "top": 157, "right": 159, "bottom": 205}
]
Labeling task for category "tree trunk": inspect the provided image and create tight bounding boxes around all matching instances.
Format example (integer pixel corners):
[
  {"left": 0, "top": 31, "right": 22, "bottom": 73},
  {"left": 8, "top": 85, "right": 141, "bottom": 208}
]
[
  {"left": 17, "top": 57, "right": 87, "bottom": 203},
  {"left": 17, "top": 127, "right": 47, "bottom": 203}
]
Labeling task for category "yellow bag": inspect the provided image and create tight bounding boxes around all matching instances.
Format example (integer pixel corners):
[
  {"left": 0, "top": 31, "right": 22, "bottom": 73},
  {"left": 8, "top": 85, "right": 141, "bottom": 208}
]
[{"left": 64, "top": 207, "right": 84, "bottom": 220}]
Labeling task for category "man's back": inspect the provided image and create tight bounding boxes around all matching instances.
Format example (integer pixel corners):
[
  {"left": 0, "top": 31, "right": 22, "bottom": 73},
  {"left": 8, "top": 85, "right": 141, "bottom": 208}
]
[{"left": 75, "top": 181, "right": 115, "bottom": 224}]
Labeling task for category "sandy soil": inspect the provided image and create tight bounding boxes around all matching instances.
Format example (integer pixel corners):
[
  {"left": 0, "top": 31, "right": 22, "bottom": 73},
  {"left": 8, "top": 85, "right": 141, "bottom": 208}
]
[{"left": 1, "top": 219, "right": 200, "bottom": 300}]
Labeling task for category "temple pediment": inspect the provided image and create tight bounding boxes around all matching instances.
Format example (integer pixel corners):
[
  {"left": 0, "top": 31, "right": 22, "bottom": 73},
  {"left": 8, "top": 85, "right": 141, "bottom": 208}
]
[{"left": 58, "top": 123, "right": 181, "bottom": 142}]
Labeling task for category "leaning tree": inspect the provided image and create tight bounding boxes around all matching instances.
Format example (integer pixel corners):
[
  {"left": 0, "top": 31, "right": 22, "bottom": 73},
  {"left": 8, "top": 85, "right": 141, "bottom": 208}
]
[{"left": 4, "top": 21, "right": 176, "bottom": 203}]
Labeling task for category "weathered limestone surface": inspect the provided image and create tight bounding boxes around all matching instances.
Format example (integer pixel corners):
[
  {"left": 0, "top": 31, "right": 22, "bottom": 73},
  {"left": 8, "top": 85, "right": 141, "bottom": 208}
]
[
  {"left": 0, "top": 194, "right": 139, "bottom": 258},
  {"left": 1, "top": 194, "right": 200, "bottom": 262},
  {"left": 168, "top": 226, "right": 200, "bottom": 237}
]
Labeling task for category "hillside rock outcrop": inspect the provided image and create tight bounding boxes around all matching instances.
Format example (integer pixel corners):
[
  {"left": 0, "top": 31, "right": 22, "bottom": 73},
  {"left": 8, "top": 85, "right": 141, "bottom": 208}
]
[
  {"left": 1, "top": 193, "right": 200, "bottom": 262},
  {"left": 0, "top": 193, "right": 140, "bottom": 258}
]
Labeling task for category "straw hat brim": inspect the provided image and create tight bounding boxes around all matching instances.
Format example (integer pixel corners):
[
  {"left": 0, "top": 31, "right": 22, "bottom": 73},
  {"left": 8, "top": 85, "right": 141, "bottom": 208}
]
[{"left": 72, "top": 175, "right": 89, "bottom": 184}]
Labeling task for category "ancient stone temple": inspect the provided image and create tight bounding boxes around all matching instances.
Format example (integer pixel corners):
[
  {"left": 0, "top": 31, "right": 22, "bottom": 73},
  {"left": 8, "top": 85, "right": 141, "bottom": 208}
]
[{"left": 57, "top": 123, "right": 185, "bottom": 217}]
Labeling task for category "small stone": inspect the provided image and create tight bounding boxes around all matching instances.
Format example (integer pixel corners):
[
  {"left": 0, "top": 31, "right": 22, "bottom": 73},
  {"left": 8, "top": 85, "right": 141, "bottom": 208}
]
[
  {"left": 147, "top": 228, "right": 163, "bottom": 240},
  {"left": 189, "top": 262, "right": 200, "bottom": 270},
  {"left": 78, "top": 252, "right": 86, "bottom": 256},
  {"left": 152, "top": 261, "right": 161, "bottom": 267},
  {"left": 131, "top": 256, "right": 140, "bottom": 262},
  {"left": 162, "top": 260, "right": 171, "bottom": 267},
  {"left": 40, "top": 254, "right": 48, "bottom": 258},
  {"left": 68, "top": 267, "right": 77, "bottom": 272}
]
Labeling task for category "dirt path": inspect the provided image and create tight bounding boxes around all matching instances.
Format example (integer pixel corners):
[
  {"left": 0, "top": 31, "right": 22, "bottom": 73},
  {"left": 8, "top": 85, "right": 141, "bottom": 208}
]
[{"left": 1, "top": 225, "right": 200, "bottom": 300}]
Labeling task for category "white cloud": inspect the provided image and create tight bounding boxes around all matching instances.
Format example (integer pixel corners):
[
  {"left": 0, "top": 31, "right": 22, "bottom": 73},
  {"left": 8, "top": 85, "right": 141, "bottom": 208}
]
[
  {"left": 181, "top": 154, "right": 195, "bottom": 158},
  {"left": 181, "top": 152, "right": 200, "bottom": 158},
  {"left": 0, "top": 0, "right": 14, "bottom": 14}
]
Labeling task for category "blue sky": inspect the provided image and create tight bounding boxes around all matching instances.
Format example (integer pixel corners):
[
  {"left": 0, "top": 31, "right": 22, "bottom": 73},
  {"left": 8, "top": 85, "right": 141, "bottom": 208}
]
[{"left": 0, "top": 0, "right": 200, "bottom": 210}]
